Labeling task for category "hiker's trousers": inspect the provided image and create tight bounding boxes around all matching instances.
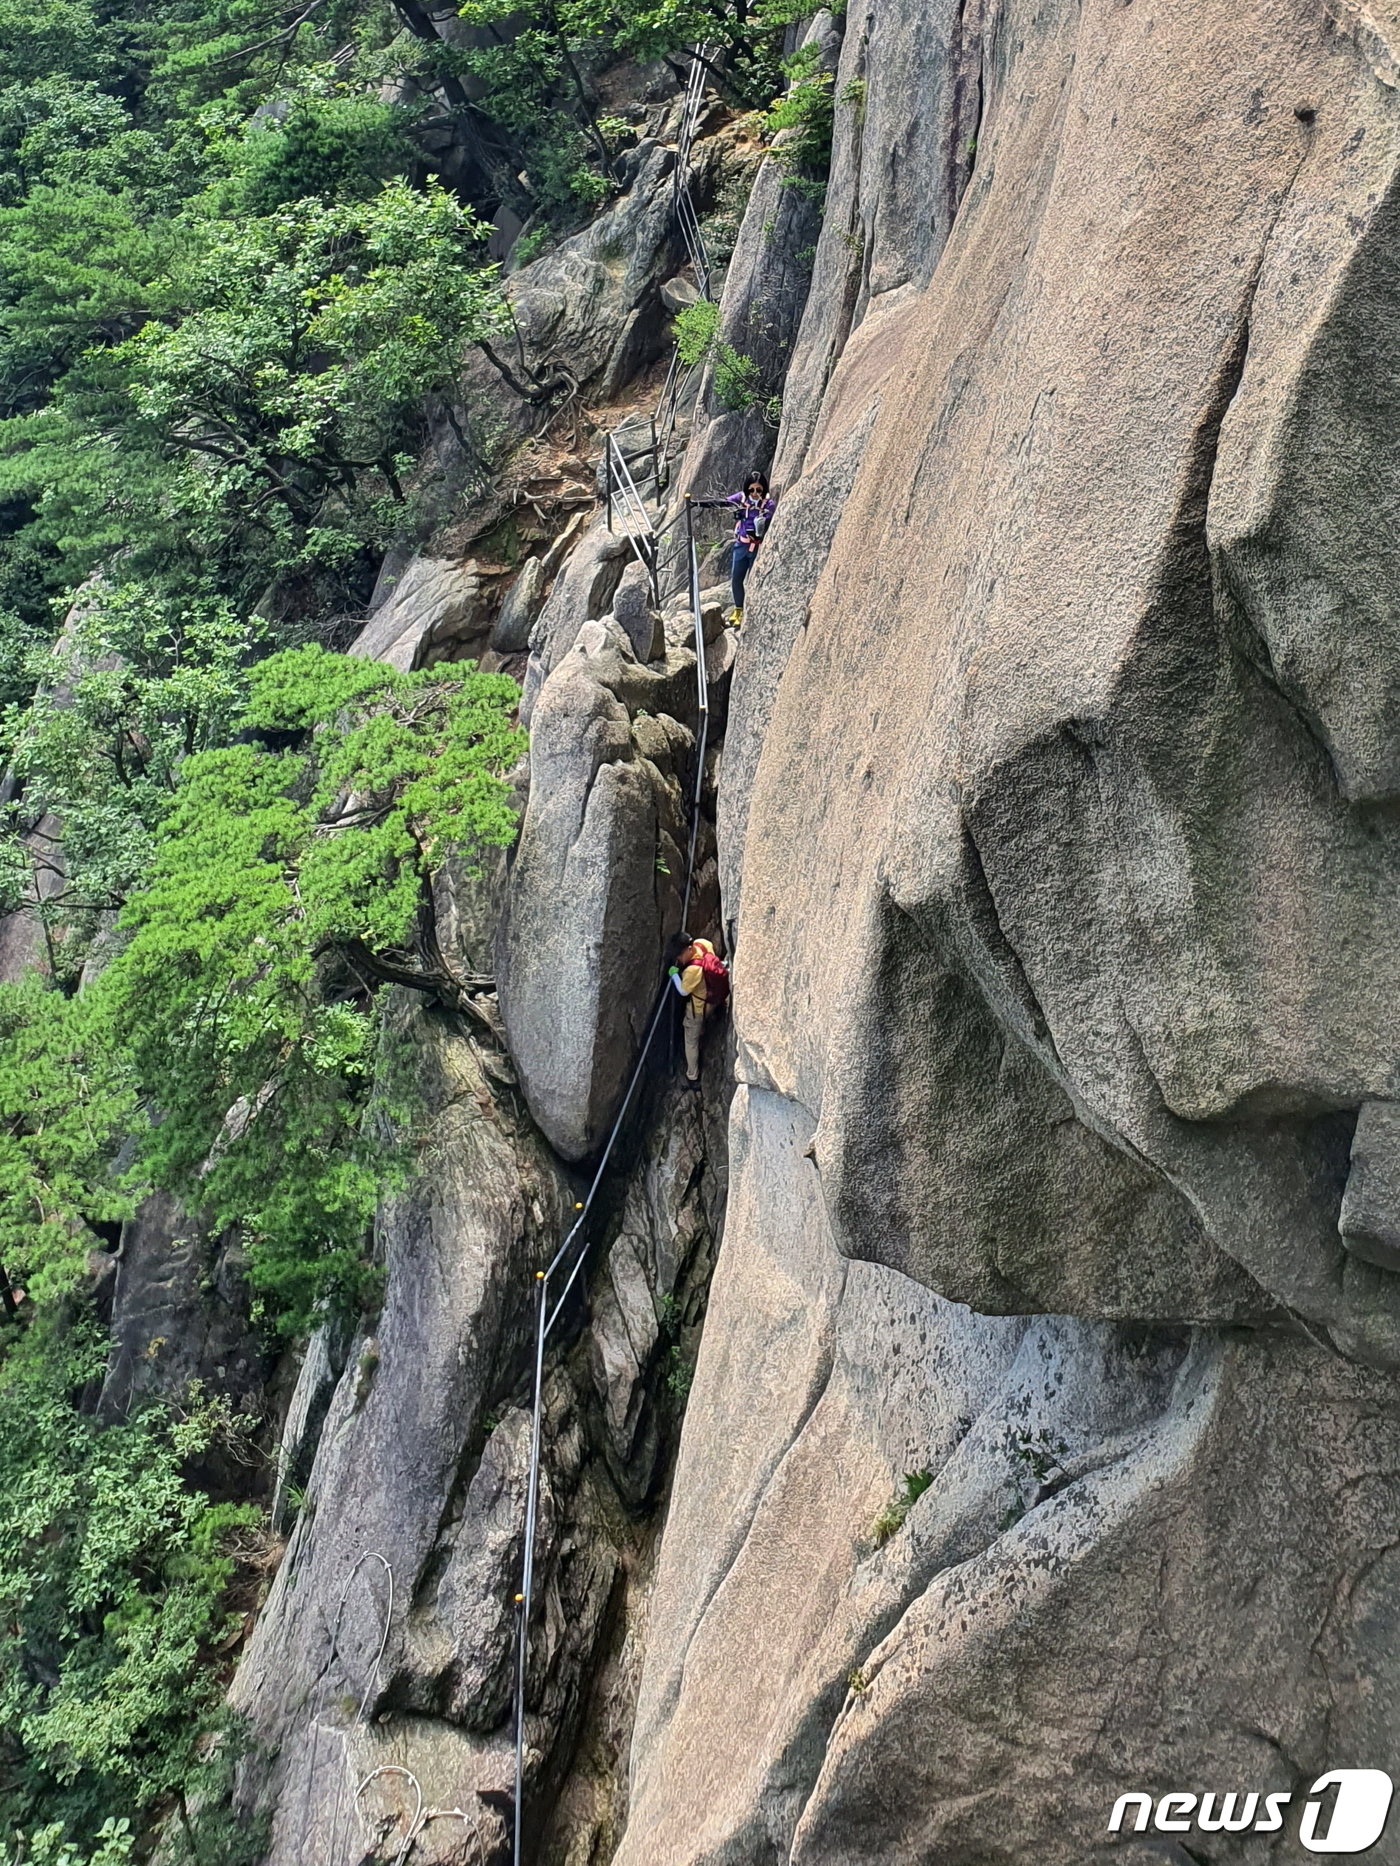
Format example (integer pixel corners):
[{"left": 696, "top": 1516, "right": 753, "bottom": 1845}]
[
  {"left": 684, "top": 1002, "right": 705, "bottom": 1080},
  {"left": 731, "top": 540, "right": 758, "bottom": 608}
]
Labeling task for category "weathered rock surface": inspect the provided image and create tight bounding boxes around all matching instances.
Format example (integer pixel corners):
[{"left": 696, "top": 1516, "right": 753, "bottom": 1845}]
[
  {"left": 730, "top": 0, "right": 1400, "bottom": 1363},
  {"left": 509, "top": 137, "right": 684, "bottom": 401},
  {"left": 520, "top": 519, "right": 633, "bottom": 721},
  {"left": 491, "top": 553, "right": 546, "bottom": 654},
  {"left": 98, "top": 1192, "right": 266, "bottom": 1427},
  {"left": 613, "top": 2, "right": 1400, "bottom": 1862},
  {"left": 499, "top": 621, "right": 694, "bottom": 1161},
  {"left": 231, "top": 1001, "right": 571, "bottom": 1856},
  {"left": 347, "top": 554, "right": 492, "bottom": 669}
]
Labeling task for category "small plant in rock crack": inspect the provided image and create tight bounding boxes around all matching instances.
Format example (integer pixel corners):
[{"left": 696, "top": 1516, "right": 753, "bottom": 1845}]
[
  {"left": 869, "top": 1469, "right": 934, "bottom": 1548},
  {"left": 847, "top": 1666, "right": 870, "bottom": 1697},
  {"left": 665, "top": 1342, "right": 693, "bottom": 1402},
  {"left": 656, "top": 1291, "right": 682, "bottom": 1333},
  {"left": 1007, "top": 1427, "right": 1069, "bottom": 1490}
]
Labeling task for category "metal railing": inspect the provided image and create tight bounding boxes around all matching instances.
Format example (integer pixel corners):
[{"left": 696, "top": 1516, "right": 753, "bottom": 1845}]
[
  {"left": 674, "top": 49, "right": 713, "bottom": 298},
  {"left": 597, "top": 42, "right": 714, "bottom": 522},
  {"left": 680, "top": 499, "right": 710, "bottom": 936},
  {"left": 604, "top": 430, "right": 660, "bottom": 603}
]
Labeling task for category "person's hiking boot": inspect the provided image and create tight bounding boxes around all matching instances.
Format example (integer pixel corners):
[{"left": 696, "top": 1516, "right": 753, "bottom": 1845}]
[{"left": 683, "top": 1076, "right": 701, "bottom": 1092}]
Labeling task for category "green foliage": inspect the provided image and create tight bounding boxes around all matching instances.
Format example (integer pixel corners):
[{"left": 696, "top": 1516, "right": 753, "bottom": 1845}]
[
  {"left": 1, "top": 182, "right": 504, "bottom": 605},
  {"left": 0, "top": 644, "right": 524, "bottom": 1332},
  {"left": 673, "top": 299, "right": 779, "bottom": 423},
  {"left": 0, "top": 5, "right": 549, "bottom": 1853},
  {"left": 868, "top": 1469, "right": 934, "bottom": 1548},
  {"left": 1, "top": 586, "right": 265, "bottom": 967},
  {"left": 9, "top": 1816, "right": 134, "bottom": 1866},
  {"left": 760, "top": 43, "right": 835, "bottom": 201},
  {"left": 227, "top": 95, "right": 413, "bottom": 215},
  {"left": 105, "top": 649, "right": 522, "bottom": 1326},
  {"left": 0, "top": 1321, "right": 258, "bottom": 1848},
  {"left": 673, "top": 296, "right": 718, "bottom": 368},
  {"left": 0, "top": 980, "right": 139, "bottom": 1306},
  {"left": 510, "top": 223, "right": 554, "bottom": 269},
  {"left": 712, "top": 344, "right": 764, "bottom": 415}
]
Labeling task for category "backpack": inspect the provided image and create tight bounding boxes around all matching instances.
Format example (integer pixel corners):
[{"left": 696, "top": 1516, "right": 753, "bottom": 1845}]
[{"left": 696, "top": 948, "right": 730, "bottom": 1010}]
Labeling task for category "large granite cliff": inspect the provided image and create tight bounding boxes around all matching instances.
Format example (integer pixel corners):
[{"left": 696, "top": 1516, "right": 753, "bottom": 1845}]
[
  {"left": 221, "top": 3, "right": 1400, "bottom": 1861},
  {"left": 621, "top": 2, "right": 1400, "bottom": 1860}
]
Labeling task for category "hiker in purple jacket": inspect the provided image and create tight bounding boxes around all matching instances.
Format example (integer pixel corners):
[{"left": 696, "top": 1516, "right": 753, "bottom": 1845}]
[{"left": 726, "top": 471, "right": 775, "bottom": 622}]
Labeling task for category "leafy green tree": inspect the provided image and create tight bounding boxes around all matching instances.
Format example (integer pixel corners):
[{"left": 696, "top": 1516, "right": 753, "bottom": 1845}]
[
  {"left": 0, "top": 1321, "right": 257, "bottom": 1851},
  {"left": 0, "top": 980, "right": 138, "bottom": 1308},
  {"left": 0, "top": 642, "right": 523, "bottom": 1328},
  {"left": 0, "top": 182, "right": 505, "bottom": 604},
  {"left": 226, "top": 94, "right": 414, "bottom": 215},
  {"left": 0, "top": 586, "right": 264, "bottom": 966}
]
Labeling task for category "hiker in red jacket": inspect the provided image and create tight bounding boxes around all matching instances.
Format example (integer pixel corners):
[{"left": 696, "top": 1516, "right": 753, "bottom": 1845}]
[{"left": 669, "top": 937, "right": 729, "bottom": 1089}]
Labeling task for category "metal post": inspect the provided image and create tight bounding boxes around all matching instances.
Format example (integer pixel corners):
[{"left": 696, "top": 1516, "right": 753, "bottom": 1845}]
[{"left": 513, "top": 1272, "right": 548, "bottom": 1866}]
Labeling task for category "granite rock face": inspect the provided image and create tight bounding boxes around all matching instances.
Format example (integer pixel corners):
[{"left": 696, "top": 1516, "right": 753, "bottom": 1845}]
[
  {"left": 613, "top": 2, "right": 1400, "bottom": 1861},
  {"left": 229, "top": 4, "right": 1400, "bottom": 1858},
  {"left": 347, "top": 554, "right": 493, "bottom": 669},
  {"left": 230, "top": 1004, "right": 568, "bottom": 1858},
  {"left": 616, "top": 1092, "right": 1400, "bottom": 1866},
  {"left": 733, "top": 0, "right": 1400, "bottom": 1363}
]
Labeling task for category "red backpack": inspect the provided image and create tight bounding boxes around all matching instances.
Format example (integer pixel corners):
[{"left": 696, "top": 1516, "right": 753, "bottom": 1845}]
[{"left": 696, "top": 948, "right": 730, "bottom": 1010}]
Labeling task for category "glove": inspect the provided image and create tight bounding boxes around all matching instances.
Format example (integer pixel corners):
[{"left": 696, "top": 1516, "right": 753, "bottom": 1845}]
[{"left": 668, "top": 966, "right": 680, "bottom": 978}]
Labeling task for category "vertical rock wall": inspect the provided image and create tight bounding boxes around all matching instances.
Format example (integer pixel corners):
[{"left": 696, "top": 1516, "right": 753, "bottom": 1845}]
[{"left": 616, "top": 2, "right": 1400, "bottom": 1861}]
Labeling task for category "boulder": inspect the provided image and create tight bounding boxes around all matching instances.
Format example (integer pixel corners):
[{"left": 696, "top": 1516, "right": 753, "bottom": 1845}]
[
  {"left": 773, "top": 0, "right": 981, "bottom": 484},
  {"left": 489, "top": 554, "right": 545, "bottom": 654},
  {"left": 661, "top": 273, "right": 700, "bottom": 313},
  {"left": 498, "top": 627, "right": 691, "bottom": 1161},
  {"left": 668, "top": 16, "right": 832, "bottom": 552},
  {"left": 520, "top": 520, "right": 633, "bottom": 722},
  {"left": 611, "top": 559, "right": 664, "bottom": 662},
  {"left": 347, "top": 556, "right": 490, "bottom": 670}
]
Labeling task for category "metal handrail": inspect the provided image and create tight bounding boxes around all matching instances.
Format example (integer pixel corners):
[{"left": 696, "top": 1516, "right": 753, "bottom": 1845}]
[
  {"left": 605, "top": 433, "right": 659, "bottom": 604},
  {"left": 509, "top": 508, "right": 715, "bottom": 1866}
]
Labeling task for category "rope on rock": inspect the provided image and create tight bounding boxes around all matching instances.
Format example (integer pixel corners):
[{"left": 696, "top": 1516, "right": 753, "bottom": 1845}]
[
  {"left": 354, "top": 1766, "right": 488, "bottom": 1865},
  {"left": 328, "top": 1550, "right": 395, "bottom": 1721}
]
